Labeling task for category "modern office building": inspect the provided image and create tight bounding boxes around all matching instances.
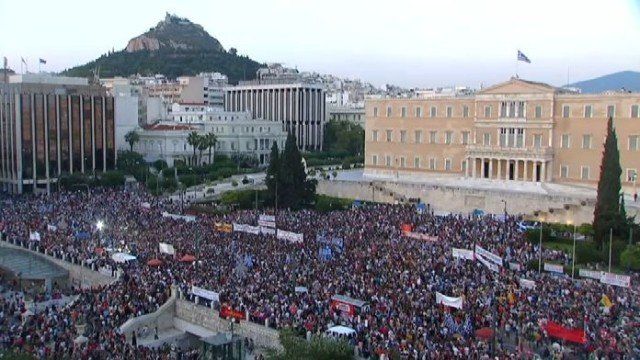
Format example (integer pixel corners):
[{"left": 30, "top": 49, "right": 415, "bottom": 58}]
[
  {"left": 224, "top": 64, "right": 326, "bottom": 151},
  {"left": 365, "top": 77, "right": 640, "bottom": 190},
  {"left": 0, "top": 74, "right": 116, "bottom": 194}
]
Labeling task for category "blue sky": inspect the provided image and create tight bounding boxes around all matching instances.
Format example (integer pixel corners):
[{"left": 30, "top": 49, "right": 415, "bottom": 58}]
[{"left": 1, "top": 0, "right": 639, "bottom": 88}]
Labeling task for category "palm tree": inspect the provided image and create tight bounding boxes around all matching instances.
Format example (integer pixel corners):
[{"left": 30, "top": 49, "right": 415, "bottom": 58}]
[
  {"left": 187, "top": 131, "right": 200, "bottom": 166},
  {"left": 124, "top": 130, "right": 140, "bottom": 152},
  {"left": 204, "top": 132, "right": 217, "bottom": 165},
  {"left": 197, "top": 135, "right": 208, "bottom": 166}
]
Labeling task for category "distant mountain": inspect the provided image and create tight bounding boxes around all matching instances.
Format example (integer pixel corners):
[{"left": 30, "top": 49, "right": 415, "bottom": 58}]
[
  {"left": 566, "top": 71, "right": 640, "bottom": 93},
  {"left": 62, "top": 13, "right": 262, "bottom": 83}
]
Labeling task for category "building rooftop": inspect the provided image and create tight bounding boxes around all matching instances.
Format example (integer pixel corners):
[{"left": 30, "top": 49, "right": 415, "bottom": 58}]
[{"left": 9, "top": 73, "right": 88, "bottom": 86}]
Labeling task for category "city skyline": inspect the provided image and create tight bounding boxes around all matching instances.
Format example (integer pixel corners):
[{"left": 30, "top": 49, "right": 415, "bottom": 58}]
[{"left": 1, "top": 0, "right": 639, "bottom": 88}]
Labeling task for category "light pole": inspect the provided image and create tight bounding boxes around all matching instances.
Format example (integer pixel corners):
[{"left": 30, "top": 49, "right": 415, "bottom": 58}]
[
  {"left": 501, "top": 199, "right": 507, "bottom": 216},
  {"left": 608, "top": 228, "right": 613, "bottom": 273},
  {"left": 570, "top": 222, "right": 576, "bottom": 279},
  {"left": 538, "top": 222, "right": 543, "bottom": 273}
]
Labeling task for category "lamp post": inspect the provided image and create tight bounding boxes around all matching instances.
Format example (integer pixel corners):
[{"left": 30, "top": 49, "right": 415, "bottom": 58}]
[
  {"left": 538, "top": 222, "right": 543, "bottom": 273},
  {"left": 501, "top": 199, "right": 507, "bottom": 216},
  {"left": 570, "top": 221, "right": 577, "bottom": 279}
]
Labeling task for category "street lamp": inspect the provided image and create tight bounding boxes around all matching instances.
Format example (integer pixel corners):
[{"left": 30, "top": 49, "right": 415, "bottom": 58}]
[
  {"left": 501, "top": 200, "right": 507, "bottom": 216},
  {"left": 569, "top": 221, "right": 577, "bottom": 279}
]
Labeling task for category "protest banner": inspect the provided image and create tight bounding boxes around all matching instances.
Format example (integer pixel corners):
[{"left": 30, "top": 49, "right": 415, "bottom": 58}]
[
  {"left": 579, "top": 269, "right": 602, "bottom": 280},
  {"left": 476, "top": 253, "right": 500, "bottom": 272},
  {"left": 258, "top": 214, "right": 276, "bottom": 228},
  {"left": 474, "top": 245, "right": 502, "bottom": 266},
  {"left": 543, "top": 321, "right": 586, "bottom": 344},
  {"left": 435, "top": 292, "right": 463, "bottom": 309},
  {"left": 452, "top": 248, "right": 475, "bottom": 260},
  {"left": 233, "top": 223, "right": 260, "bottom": 235},
  {"left": 544, "top": 263, "right": 564, "bottom": 274},
  {"left": 214, "top": 222, "right": 233, "bottom": 233},
  {"left": 600, "top": 272, "right": 631, "bottom": 288},
  {"left": 161, "top": 211, "right": 196, "bottom": 222},
  {"left": 159, "top": 242, "right": 175, "bottom": 255},
  {"left": 277, "top": 229, "right": 303, "bottom": 243},
  {"left": 191, "top": 286, "right": 220, "bottom": 302},
  {"left": 404, "top": 232, "right": 438, "bottom": 241},
  {"left": 519, "top": 278, "right": 536, "bottom": 289}
]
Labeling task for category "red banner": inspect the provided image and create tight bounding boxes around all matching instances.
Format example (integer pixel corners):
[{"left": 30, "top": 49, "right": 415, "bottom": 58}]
[
  {"left": 401, "top": 223, "right": 413, "bottom": 235},
  {"left": 331, "top": 299, "right": 356, "bottom": 318},
  {"left": 220, "top": 305, "right": 246, "bottom": 321},
  {"left": 543, "top": 321, "right": 586, "bottom": 344}
]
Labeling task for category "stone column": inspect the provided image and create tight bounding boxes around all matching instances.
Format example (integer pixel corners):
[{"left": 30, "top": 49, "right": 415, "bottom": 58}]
[
  {"left": 488, "top": 158, "right": 493, "bottom": 179},
  {"left": 480, "top": 158, "right": 485, "bottom": 178},
  {"left": 466, "top": 158, "right": 470, "bottom": 178},
  {"left": 534, "top": 161, "right": 539, "bottom": 182},
  {"left": 524, "top": 160, "right": 528, "bottom": 182},
  {"left": 472, "top": 158, "right": 477, "bottom": 178},
  {"left": 541, "top": 161, "right": 546, "bottom": 183},
  {"left": 497, "top": 159, "right": 502, "bottom": 179},
  {"left": 514, "top": 159, "right": 519, "bottom": 181}
]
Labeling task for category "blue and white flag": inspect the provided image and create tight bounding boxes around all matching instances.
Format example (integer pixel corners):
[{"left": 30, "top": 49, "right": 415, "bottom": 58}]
[{"left": 517, "top": 50, "right": 531, "bottom": 63}]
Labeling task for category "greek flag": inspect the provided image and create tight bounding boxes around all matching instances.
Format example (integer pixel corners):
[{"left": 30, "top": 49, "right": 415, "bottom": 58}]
[
  {"left": 517, "top": 50, "right": 531, "bottom": 63},
  {"left": 461, "top": 314, "right": 474, "bottom": 337},
  {"left": 444, "top": 313, "right": 460, "bottom": 334}
]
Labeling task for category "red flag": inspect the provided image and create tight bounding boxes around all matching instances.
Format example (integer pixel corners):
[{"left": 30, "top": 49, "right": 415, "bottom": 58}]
[{"left": 543, "top": 321, "right": 586, "bottom": 344}]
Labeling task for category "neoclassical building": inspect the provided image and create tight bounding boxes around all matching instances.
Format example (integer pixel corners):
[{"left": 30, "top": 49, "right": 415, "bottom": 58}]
[{"left": 365, "top": 78, "right": 640, "bottom": 190}]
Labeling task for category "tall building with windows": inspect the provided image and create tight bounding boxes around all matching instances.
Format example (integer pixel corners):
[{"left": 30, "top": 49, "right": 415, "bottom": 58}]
[
  {"left": 0, "top": 74, "right": 116, "bottom": 194},
  {"left": 365, "top": 77, "right": 640, "bottom": 190},
  {"left": 224, "top": 65, "right": 326, "bottom": 151}
]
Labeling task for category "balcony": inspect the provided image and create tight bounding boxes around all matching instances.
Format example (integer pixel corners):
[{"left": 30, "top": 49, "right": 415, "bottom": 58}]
[{"left": 466, "top": 144, "right": 554, "bottom": 160}]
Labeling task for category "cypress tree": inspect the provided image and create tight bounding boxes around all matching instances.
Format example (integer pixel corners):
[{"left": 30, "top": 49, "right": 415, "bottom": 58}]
[
  {"left": 265, "top": 141, "right": 280, "bottom": 206},
  {"left": 278, "top": 133, "right": 316, "bottom": 209},
  {"left": 593, "top": 117, "right": 624, "bottom": 247}
]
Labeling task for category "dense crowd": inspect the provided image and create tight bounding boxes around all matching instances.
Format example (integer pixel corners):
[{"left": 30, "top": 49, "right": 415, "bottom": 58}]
[{"left": 0, "top": 188, "right": 638, "bottom": 359}]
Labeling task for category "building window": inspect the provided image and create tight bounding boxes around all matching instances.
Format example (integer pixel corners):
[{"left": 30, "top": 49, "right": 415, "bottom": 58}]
[
  {"left": 386, "top": 106, "right": 392, "bottom": 117},
  {"left": 444, "top": 158, "right": 452, "bottom": 171},
  {"left": 415, "top": 130, "right": 422, "bottom": 144},
  {"left": 463, "top": 105, "right": 469, "bottom": 118},
  {"left": 415, "top": 107, "right": 422, "bottom": 118},
  {"left": 535, "top": 105, "right": 542, "bottom": 119},
  {"left": 561, "top": 165, "right": 569, "bottom": 179},
  {"left": 444, "top": 131, "right": 453, "bottom": 145},
  {"left": 629, "top": 135, "right": 639, "bottom": 151},
  {"left": 484, "top": 105, "right": 492, "bottom": 118},
  {"left": 631, "top": 105, "right": 639, "bottom": 118},
  {"left": 627, "top": 169, "right": 637, "bottom": 182},
  {"left": 499, "top": 128, "right": 507, "bottom": 147},
  {"left": 461, "top": 160, "right": 467, "bottom": 174},
  {"left": 584, "top": 105, "right": 593, "bottom": 118},
  {"left": 561, "top": 134, "right": 571, "bottom": 149},
  {"left": 373, "top": 107, "right": 378, "bottom": 117},
  {"left": 446, "top": 106, "right": 453, "bottom": 118},
  {"left": 372, "top": 130, "right": 378, "bottom": 142},
  {"left": 429, "top": 131, "right": 437, "bottom": 144},
  {"left": 429, "top": 158, "right": 436, "bottom": 170},
  {"left": 581, "top": 166, "right": 590, "bottom": 180},
  {"left": 400, "top": 157, "right": 406, "bottom": 168},
  {"left": 562, "top": 105, "right": 570, "bottom": 118},
  {"left": 607, "top": 105, "right": 615, "bottom": 118},
  {"left": 372, "top": 155, "right": 378, "bottom": 165},
  {"left": 461, "top": 131, "right": 470, "bottom": 145},
  {"left": 430, "top": 106, "right": 437, "bottom": 118},
  {"left": 582, "top": 134, "right": 592, "bottom": 149},
  {"left": 386, "top": 130, "right": 392, "bottom": 142},
  {"left": 400, "top": 130, "right": 407, "bottom": 143},
  {"left": 516, "top": 129, "right": 524, "bottom": 148},
  {"left": 483, "top": 133, "right": 491, "bottom": 146},
  {"left": 401, "top": 107, "right": 407, "bottom": 117},
  {"left": 534, "top": 134, "right": 542, "bottom": 148},
  {"left": 385, "top": 155, "right": 391, "bottom": 167},
  {"left": 414, "top": 157, "right": 420, "bottom": 168}
]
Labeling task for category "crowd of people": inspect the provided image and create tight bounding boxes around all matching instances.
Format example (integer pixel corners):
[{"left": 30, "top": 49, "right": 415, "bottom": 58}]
[{"left": 0, "top": 187, "right": 638, "bottom": 359}]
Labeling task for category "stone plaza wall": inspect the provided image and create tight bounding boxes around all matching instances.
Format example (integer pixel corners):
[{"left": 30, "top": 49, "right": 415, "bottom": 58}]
[
  {"left": 119, "top": 287, "right": 177, "bottom": 342},
  {"left": 175, "top": 299, "right": 282, "bottom": 350}
]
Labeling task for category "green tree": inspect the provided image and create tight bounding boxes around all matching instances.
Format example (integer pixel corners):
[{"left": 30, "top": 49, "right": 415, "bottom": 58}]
[
  {"left": 323, "top": 120, "right": 364, "bottom": 156},
  {"left": 187, "top": 131, "right": 200, "bottom": 165},
  {"left": 265, "top": 141, "right": 281, "bottom": 206},
  {"left": 266, "top": 328, "right": 353, "bottom": 360},
  {"left": 124, "top": 130, "right": 140, "bottom": 152},
  {"left": 204, "top": 132, "right": 217, "bottom": 165},
  {"left": 593, "top": 117, "right": 626, "bottom": 247},
  {"left": 197, "top": 135, "right": 209, "bottom": 165},
  {"left": 279, "top": 133, "right": 317, "bottom": 209},
  {"left": 620, "top": 244, "right": 640, "bottom": 270}
]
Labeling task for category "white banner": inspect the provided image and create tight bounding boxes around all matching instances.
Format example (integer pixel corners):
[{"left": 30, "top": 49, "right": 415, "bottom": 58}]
[
  {"left": 477, "top": 253, "right": 500, "bottom": 272},
  {"left": 295, "top": 286, "right": 308, "bottom": 293},
  {"left": 435, "top": 292, "right": 463, "bottom": 309},
  {"left": 191, "top": 286, "right": 220, "bottom": 302},
  {"left": 140, "top": 202, "right": 151, "bottom": 209},
  {"left": 258, "top": 220, "right": 277, "bottom": 228},
  {"left": 474, "top": 245, "right": 502, "bottom": 266},
  {"left": 47, "top": 224, "right": 58, "bottom": 232},
  {"left": 544, "top": 263, "right": 564, "bottom": 274},
  {"left": 233, "top": 223, "right": 260, "bottom": 235},
  {"left": 260, "top": 226, "right": 276, "bottom": 235},
  {"left": 519, "top": 278, "right": 536, "bottom": 289},
  {"left": 277, "top": 229, "right": 304, "bottom": 243},
  {"left": 29, "top": 231, "right": 41, "bottom": 241},
  {"left": 259, "top": 214, "right": 276, "bottom": 222},
  {"left": 159, "top": 243, "right": 175, "bottom": 255},
  {"left": 579, "top": 269, "right": 603, "bottom": 280},
  {"left": 161, "top": 212, "right": 196, "bottom": 222},
  {"left": 452, "top": 248, "right": 475, "bottom": 260},
  {"left": 509, "top": 262, "right": 522, "bottom": 271},
  {"left": 600, "top": 272, "right": 631, "bottom": 288}
]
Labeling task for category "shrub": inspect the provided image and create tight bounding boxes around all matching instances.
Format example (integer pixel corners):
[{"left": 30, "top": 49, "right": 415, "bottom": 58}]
[
  {"left": 600, "top": 239, "right": 627, "bottom": 267},
  {"left": 231, "top": 180, "right": 238, "bottom": 187},
  {"left": 99, "top": 170, "right": 125, "bottom": 188},
  {"left": 152, "top": 159, "right": 168, "bottom": 171},
  {"left": 575, "top": 242, "right": 603, "bottom": 265},
  {"left": 180, "top": 174, "right": 198, "bottom": 188},
  {"left": 620, "top": 245, "right": 640, "bottom": 270}
]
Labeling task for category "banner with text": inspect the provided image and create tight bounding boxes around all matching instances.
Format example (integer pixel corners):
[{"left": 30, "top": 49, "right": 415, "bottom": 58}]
[
  {"left": 258, "top": 214, "right": 276, "bottom": 228},
  {"left": 579, "top": 269, "right": 602, "bottom": 280},
  {"left": 435, "top": 292, "right": 463, "bottom": 309},
  {"left": 519, "top": 278, "right": 536, "bottom": 289},
  {"left": 474, "top": 245, "right": 502, "bottom": 266},
  {"left": 214, "top": 222, "right": 233, "bottom": 233},
  {"left": 452, "top": 248, "right": 475, "bottom": 260},
  {"left": 191, "top": 286, "right": 220, "bottom": 302},
  {"left": 277, "top": 229, "right": 304, "bottom": 243},
  {"left": 162, "top": 212, "right": 196, "bottom": 222},
  {"left": 544, "top": 263, "right": 564, "bottom": 274},
  {"left": 404, "top": 232, "right": 438, "bottom": 242},
  {"left": 600, "top": 272, "right": 631, "bottom": 288},
  {"left": 233, "top": 223, "right": 260, "bottom": 235}
]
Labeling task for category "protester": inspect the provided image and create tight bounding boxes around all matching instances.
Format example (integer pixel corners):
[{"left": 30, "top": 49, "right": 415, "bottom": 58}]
[{"left": 0, "top": 188, "right": 637, "bottom": 359}]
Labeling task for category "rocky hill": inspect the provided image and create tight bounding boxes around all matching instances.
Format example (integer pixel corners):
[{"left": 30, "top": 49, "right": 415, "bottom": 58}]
[
  {"left": 566, "top": 71, "right": 640, "bottom": 93},
  {"left": 62, "top": 13, "right": 261, "bottom": 83}
]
